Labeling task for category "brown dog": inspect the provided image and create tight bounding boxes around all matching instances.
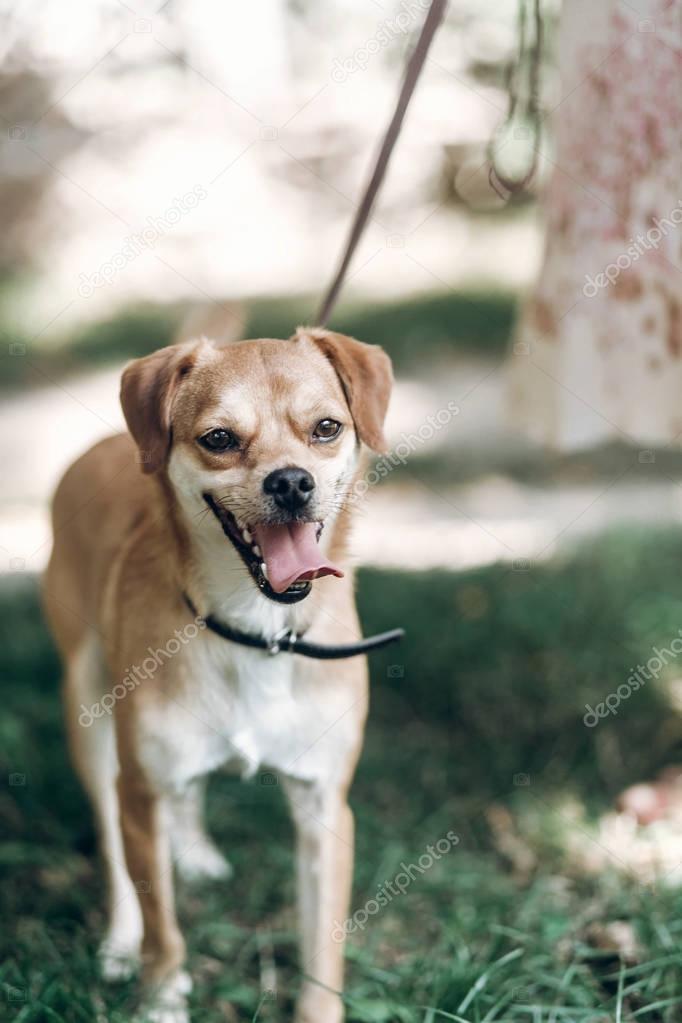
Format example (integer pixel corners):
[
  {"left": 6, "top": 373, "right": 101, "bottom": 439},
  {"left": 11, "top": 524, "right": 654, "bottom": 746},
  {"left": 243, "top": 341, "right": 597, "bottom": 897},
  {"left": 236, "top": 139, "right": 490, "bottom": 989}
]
[{"left": 44, "top": 328, "right": 393, "bottom": 1023}]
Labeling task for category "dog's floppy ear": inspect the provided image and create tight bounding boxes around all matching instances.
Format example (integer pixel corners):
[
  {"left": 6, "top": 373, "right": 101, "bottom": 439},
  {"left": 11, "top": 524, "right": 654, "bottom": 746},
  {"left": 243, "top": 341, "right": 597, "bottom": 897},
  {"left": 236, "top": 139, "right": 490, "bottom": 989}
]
[
  {"left": 295, "top": 327, "right": 393, "bottom": 452},
  {"left": 120, "top": 341, "right": 199, "bottom": 474}
]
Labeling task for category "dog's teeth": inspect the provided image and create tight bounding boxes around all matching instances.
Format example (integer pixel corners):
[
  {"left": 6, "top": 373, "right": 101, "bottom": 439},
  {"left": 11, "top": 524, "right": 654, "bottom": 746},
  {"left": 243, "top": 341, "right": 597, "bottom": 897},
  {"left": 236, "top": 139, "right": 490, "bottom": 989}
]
[
  {"left": 260, "top": 562, "right": 268, "bottom": 581},
  {"left": 242, "top": 528, "right": 252, "bottom": 544},
  {"left": 253, "top": 544, "right": 262, "bottom": 557}
]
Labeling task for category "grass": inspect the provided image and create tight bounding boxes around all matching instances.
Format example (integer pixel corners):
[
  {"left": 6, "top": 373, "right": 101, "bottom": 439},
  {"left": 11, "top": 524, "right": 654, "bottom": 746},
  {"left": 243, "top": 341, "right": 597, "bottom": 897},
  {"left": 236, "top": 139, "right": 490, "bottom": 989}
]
[
  {"left": 385, "top": 440, "right": 682, "bottom": 489},
  {"left": 0, "top": 287, "right": 518, "bottom": 390},
  {"left": 0, "top": 305, "right": 182, "bottom": 390},
  {"left": 245, "top": 290, "right": 517, "bottom": 366},
  {"left": 3, "top": 528, "right": 682, "bottom": 1020}
]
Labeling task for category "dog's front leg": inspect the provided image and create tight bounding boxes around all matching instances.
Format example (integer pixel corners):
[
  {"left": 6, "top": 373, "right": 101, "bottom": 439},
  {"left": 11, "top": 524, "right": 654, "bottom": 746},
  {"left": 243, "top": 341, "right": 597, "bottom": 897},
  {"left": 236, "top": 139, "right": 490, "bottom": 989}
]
[
  {"left": 284, "top": 777, "right": 354, "bottom": 1023},
  {"left": 117, "top": 770, "right": 190, "bottom": 1023}
]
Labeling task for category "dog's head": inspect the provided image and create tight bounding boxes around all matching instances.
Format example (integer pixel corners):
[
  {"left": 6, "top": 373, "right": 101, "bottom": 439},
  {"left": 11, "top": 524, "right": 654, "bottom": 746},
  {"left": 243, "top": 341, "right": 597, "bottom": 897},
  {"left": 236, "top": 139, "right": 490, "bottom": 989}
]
[{"left": 120, "top": 328, "right": 393, "bottom": 604}]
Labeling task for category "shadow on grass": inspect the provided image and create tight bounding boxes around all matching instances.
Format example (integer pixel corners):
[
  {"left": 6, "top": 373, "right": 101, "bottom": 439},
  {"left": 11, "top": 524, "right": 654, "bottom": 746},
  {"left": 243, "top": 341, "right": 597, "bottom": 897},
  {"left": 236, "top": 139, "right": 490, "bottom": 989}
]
[
  {"left": 2, "top": 528, "right": 682, "bottom": 1020},
  {"left": 388, "top": 438, "right": 682, "bottom": 488},
  {"left": 0, "top": 288, "right": 518, "bottom": 391}
]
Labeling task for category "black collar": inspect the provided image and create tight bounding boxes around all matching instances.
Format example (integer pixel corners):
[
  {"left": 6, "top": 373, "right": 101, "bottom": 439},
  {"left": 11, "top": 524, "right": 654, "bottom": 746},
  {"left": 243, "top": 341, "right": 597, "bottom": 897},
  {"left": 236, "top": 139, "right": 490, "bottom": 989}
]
[{"left": 184, "top": 593, "right": 404, "bottom": 660}]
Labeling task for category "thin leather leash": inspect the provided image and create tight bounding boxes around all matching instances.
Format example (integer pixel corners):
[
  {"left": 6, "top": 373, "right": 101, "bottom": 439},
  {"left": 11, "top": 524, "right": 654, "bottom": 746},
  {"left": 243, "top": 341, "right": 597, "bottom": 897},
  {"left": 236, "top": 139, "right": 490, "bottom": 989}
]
[
  {"left": 184, "top": 592, "right": 404, "bottom": 659},
  {"left": 316, "top": 0, "right": 448, "bottom": 327}
]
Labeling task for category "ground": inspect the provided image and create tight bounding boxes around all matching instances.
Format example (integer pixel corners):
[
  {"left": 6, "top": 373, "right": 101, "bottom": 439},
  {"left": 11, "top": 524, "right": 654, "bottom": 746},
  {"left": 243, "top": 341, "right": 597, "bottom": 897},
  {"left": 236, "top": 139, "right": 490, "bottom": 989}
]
[{"left": 3, "top": 531, "right": 682, "bottom": 1022}]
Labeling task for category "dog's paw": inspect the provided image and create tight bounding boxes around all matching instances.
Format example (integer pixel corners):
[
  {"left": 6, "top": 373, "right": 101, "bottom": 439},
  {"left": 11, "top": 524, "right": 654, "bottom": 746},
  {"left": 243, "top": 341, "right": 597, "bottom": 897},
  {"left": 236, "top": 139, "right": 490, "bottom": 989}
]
[
  {"left": 98, "top": 936, "right": 142, "bottom": 982},
  {"left": 141, "top": 970, "right": 192, "bottom": 1023},
  {"left": 295, "top": 988, "right": 344, "bottom": 1023},
  {"left": 142, "top": 1003, "right": 190, "bottom": 1023},
  {"left": 175, "top": 840, "right": 232, "bottom": 883},
  {"left": 142, "top": 998, "right": 189, "bottom": 1023}
]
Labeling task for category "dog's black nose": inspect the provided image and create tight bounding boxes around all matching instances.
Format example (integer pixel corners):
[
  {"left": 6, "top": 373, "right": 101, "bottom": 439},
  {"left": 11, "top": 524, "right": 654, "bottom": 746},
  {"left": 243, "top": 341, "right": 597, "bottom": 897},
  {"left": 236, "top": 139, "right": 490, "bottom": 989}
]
[{"left": 263, "top": 467, "right": 315, "bottom": 512}]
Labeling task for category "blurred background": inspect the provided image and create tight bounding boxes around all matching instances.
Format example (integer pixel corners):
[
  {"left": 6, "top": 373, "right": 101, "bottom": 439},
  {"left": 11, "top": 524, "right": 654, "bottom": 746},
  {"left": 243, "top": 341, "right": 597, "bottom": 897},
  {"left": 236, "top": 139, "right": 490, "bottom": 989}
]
[{"left": 3, "top": 0, "right": 682, "bottom": 1020}]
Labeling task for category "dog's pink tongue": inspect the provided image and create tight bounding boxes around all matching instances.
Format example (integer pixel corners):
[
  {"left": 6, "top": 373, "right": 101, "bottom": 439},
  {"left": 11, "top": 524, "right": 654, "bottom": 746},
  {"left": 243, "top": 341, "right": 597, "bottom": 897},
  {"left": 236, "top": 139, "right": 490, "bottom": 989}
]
[{"left": 253, "top": 522, "right": 343, "bottom": 594}]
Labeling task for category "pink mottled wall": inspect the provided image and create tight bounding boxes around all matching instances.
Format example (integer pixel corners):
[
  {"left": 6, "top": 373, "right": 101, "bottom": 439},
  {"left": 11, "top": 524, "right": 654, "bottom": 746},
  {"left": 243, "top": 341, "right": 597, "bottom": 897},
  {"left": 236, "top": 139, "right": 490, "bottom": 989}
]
[{"left": 511, "top": 0, "right": 682, "bottom": 449}]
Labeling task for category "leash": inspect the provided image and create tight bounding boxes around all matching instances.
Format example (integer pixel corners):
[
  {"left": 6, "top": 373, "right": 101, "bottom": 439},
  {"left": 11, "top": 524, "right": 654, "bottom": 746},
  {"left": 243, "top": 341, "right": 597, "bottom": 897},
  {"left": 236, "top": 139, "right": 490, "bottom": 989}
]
[
  {"left": 184, "top": 592, "right": 404, "bottom": 659},
  {"left": 316, "top": 0, "right": 448, "bottom": 326}
]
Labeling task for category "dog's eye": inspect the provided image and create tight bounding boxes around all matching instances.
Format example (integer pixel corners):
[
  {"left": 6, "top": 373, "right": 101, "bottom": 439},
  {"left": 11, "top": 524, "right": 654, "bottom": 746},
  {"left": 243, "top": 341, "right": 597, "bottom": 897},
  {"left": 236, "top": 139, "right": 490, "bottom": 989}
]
[
  {"left": 313, "top": 419, "right": 342, "bottom": 442},
  {"left": 198, "top": 428, "right": 238, "bottom": 452}
]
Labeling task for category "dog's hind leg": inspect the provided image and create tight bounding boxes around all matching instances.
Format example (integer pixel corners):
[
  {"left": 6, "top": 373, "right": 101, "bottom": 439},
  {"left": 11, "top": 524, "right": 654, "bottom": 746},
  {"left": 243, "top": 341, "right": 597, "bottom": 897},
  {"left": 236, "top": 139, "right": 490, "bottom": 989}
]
[
  {"left": 168, "top": 777, "right": 232, "bottom": 883},
  {"left": 64, "top": 632, "right": 143, "bottom": 980}
]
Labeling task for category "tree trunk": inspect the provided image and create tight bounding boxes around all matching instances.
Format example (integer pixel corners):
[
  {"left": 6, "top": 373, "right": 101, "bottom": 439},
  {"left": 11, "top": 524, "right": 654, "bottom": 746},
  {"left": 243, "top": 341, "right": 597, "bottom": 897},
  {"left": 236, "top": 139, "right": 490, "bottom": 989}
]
[{"left": 511, "top": 0, "right": 682, "bottom": 450}]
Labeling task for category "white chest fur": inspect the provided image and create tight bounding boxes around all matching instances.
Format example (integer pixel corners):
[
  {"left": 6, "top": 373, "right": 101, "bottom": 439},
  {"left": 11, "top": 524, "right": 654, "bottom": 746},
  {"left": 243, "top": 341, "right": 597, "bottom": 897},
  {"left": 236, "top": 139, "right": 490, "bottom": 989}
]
[{"left": 138, "top": 624, "right": 360, "bottom": 794}]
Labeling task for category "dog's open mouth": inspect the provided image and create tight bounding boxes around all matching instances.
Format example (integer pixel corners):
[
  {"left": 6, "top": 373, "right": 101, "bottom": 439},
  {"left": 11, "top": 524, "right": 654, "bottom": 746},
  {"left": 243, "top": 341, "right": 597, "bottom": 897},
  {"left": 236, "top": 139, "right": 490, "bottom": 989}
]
[{"left": 203, "top": 493, "right": 343, "bottom": 604}]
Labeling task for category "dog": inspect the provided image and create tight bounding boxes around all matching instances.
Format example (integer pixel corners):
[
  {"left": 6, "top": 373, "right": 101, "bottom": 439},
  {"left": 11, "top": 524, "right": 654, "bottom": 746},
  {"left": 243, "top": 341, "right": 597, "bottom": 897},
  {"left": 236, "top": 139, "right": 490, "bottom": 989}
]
[{"left": 43, "top": 327, "right": 393, "bottom": 1023}]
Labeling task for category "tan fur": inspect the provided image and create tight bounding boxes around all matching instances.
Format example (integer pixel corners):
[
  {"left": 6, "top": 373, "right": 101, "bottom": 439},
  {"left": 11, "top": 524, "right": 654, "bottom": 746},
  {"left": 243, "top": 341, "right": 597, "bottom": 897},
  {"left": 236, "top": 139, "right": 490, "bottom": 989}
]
[
  {"left": 44, "top": 330, "right": 393, "bottom": 1023},
  {"left": 299, "top": 327, "right": 393, "bottom": 453}
]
